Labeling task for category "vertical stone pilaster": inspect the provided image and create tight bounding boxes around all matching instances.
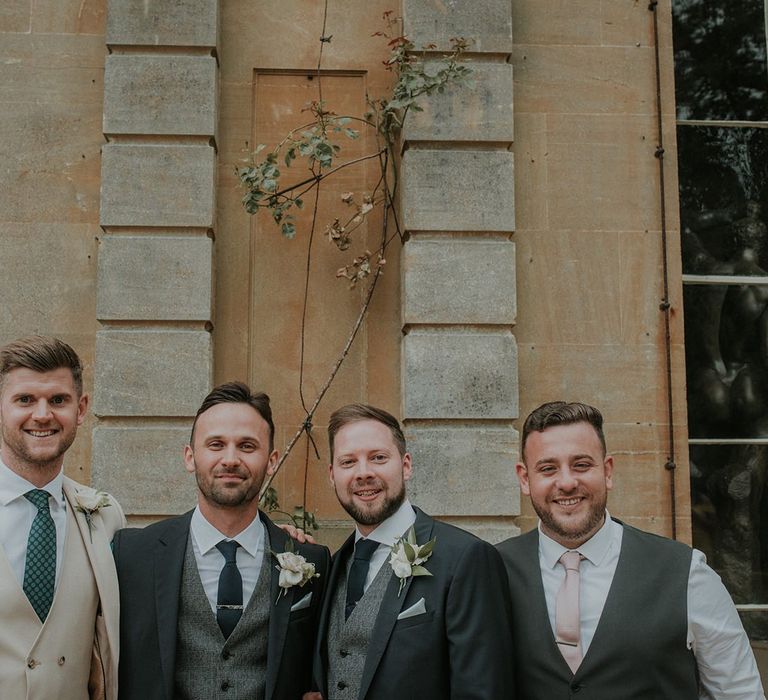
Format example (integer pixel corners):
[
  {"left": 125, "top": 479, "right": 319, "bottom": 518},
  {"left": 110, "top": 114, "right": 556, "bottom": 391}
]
[
  {"left": 94, "top": 0, "right": 219, "bottom": 516},
  {"left": 401, "top": 1, "right": 519, "bottom": 542}
]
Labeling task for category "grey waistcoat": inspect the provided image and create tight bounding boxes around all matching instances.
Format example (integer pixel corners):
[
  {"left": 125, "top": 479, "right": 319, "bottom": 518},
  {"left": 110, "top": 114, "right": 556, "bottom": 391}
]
[
  {"left": 326, "top": 550, "right": 392, "bottom": 700},
  {"left": 174, "top": 530, "right": 272, "bottom": 700},
  {"left": 500, "top": 523, "right": 699, "bottom": 700}
]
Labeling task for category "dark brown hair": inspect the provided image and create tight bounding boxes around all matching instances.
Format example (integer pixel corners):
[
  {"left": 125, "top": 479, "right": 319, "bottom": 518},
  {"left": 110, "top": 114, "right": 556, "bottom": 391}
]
[
  {"left": 328, "top": 403, "right": 406, "bottom": 460},
  {"left": 191, "top": 381, "right": 274, "bottom": 450},
  {"left": 521, "top": 401, "right": 606, "bottom": 461},
  {"left": 0, "top": 336, "right": 83, "bottom": 395}
]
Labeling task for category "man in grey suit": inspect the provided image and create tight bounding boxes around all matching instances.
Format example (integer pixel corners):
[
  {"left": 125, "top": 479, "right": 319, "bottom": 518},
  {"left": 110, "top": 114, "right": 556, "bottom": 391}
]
[
  {"left": 497, "top": 401, "right": 764, "bottom": 699},
  {"left": 114, "top": 382, "right": 330, "bottom": 700},
  {"left": 305, "top": 403, "right": 514, "bottom": 700}
]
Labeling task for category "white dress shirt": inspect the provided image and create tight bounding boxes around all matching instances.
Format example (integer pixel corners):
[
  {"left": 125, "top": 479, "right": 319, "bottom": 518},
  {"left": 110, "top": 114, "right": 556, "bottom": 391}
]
[
  {"left": 0, "top": 459, "right": 67, "bottom": 587},
  {"left": 189, "top": 506, "right": 265, "bottom": 615},
  {"left": 538, "top": 512, "right": 765, "bottom": 700},
  {"left": 354, "top": 499, "right": 416, "bottom": 592}
]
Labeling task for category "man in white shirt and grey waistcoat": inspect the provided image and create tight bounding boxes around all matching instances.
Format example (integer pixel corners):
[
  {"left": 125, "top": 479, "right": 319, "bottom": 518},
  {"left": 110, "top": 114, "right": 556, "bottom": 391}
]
[
  {"left": 305, "top": 403, "right": 514, "bottom": 700},
  {"left": 114, "top": 382, "right": 330, "bottom": 700},
  {"left": 497, "top": 400, "right": 765, "bottom": 699}
]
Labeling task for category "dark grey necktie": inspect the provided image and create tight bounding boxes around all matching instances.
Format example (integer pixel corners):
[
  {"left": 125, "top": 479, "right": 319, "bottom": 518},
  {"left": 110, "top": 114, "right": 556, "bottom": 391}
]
[
  {"left": 216, "top": 540, "right": 243, "bottom": 638},
  {"left": 345, "top": 538, "right": 379, "bottom": 619},
  {"left": 23, "top": 489, "right": 56, "bottom": 622}
]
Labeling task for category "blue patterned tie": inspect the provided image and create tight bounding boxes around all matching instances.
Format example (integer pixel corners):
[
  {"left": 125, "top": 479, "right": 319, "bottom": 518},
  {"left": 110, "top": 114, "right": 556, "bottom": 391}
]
[
  {"left": 23, "top": 489, "right": 56, "bottom": 622},
  {"left": 216, "top": 540, "right": 243, "bottom": 639}
]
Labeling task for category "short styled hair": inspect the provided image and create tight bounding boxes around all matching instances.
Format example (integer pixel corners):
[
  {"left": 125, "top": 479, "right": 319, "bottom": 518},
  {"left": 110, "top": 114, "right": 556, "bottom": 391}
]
[
  {"left": 0, "top": 335, "right": 84, "bottom": 396},
  {"left": 521, "top": 401, "right": 607, "bottom": 461},
  {"left": 190, "top": 381, "right": 275, "bottom": 450},
  {"left": 328, "top": 403, "right": 406, "bottom": 461}
]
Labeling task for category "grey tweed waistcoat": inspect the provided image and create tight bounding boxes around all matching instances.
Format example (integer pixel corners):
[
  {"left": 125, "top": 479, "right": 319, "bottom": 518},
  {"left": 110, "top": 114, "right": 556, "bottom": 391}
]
[
  {"left": 174, "top": 530, "right": 272, "bottom": 700},
  {"left": 326, "top": 549, "right": 392, "bottom": 700}
]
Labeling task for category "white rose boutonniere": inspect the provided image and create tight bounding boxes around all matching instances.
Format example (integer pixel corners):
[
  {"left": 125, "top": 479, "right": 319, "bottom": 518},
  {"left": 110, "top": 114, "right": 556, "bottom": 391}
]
[
  {"left": 74, "top": 491, "right": 111, "bottom": 542},
  {"left": 389, "top": 526, "right": 436, "bottom": 596},
  {"left": 273, "top": 542, "right": 319, "bottom": 604}
]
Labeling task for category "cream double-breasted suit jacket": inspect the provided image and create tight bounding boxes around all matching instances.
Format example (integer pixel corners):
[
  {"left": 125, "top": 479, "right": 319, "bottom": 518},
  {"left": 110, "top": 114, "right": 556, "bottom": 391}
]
[{"left": 0, "top": 476, "right": 125, "bottom": 700}]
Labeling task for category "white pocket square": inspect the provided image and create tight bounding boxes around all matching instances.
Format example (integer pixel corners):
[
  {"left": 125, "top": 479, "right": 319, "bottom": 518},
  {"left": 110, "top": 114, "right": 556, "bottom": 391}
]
[
  {"left": 290, "top": 592, "right": 312, "bottom": 612},
  {"left": 397, "top": 597, "right": 426, "bottom": 620}
]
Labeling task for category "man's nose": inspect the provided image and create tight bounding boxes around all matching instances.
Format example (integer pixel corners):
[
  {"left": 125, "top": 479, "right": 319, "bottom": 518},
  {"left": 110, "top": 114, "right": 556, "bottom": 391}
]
[
  {"left": 556, "top": 467, "right": 578, "bottom": 491},
  {"left": 31, "top": 399, "right": 52, "bottom": 420}
]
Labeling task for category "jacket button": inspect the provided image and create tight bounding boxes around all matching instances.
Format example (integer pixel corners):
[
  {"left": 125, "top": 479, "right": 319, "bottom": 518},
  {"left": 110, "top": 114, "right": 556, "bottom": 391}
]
[
  {"left": 337, "top": 681, "right": 348, "bottom": 690},
  {"left": 571, "top": 683, "right": 582, "bottom": 693},
  {"left": 58, "top": 657, "right": 65, "bottom": 666},
  {"left": 222, "top": 650, "right": 231, "bottom": 660},
  {"left": 27, "top": 659, "right": 37, "bottom": 669},
  {"left": 221, "top": 681, "right": 231, "bottom": 691},
  {"left": 339, "top": 649, "right": 349, "bottom": 657}
]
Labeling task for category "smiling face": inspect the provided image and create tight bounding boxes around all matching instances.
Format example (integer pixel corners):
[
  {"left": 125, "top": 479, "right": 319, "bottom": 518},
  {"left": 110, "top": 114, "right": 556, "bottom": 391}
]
[
  {"left": 329, "top": 419, "right": 412, "bottom": 536},
  {"left": 0, "top": 367, "right": 88, "bottom": 485},
  {"left": 518, "top": 421, "right": 613, "bottom": 548},
  {"left": 184, "top": 402, "right": 278, "bottom": 516}
]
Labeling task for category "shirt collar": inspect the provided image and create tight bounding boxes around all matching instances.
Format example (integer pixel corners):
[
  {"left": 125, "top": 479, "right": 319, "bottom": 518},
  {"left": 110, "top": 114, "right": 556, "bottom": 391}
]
[
  {"left": 355, "top": 499, "right": 416, "bottom": 547},
  {"left": 0, "top": 458, "right": 65, "bottom": 509},
  {"left": 538, "top": 510, "right": 618, "bottom": 568},
  {"left": 190, "top": 505, "right": 265, "bottom": 558}
]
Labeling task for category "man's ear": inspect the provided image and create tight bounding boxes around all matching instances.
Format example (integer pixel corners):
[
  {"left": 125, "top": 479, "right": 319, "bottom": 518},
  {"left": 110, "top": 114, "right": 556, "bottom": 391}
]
[
  {"left": 604, "top": 454, "right": 614, "bottom": 490},
  {"left": 266, "top": 449, "right": 279, "bottom": 476},
  {"left": 76, "top": 392, "right": 90, "bottom": 426},
  {"left": 402, "top": 452, "right": 413, "bottom": 482},
  {"left": 516, "top": 462, "right": 531, "bottom": 496},
  {"left": 183, "top": 445, "right": 195, "bottom": 475}
]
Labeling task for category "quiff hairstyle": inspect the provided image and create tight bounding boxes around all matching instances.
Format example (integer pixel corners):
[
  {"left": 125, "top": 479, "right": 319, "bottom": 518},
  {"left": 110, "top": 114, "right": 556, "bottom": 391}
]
[
  {"left": 190, "top": 381, "right": 275, "bottom": 450},
  {"left": 521, "top": 401, "right": 607, "bottom": 462},
  {"left": 328, "top": 403, "right": 406, "bottom": 461},
  {"left": 0, "top": 335, "right": 84, "bottom": 396}
]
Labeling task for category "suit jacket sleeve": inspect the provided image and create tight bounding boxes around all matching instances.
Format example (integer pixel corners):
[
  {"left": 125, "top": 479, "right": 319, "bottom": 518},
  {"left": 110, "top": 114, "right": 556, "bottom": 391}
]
[{"left": 445, "top": 538, "right": 516, "bottom": 699}]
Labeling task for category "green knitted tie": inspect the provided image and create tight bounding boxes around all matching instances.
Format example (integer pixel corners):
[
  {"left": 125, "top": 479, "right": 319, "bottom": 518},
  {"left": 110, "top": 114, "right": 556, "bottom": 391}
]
[{"left": 23, "top": 489, "right": 56, "bottom": 622}]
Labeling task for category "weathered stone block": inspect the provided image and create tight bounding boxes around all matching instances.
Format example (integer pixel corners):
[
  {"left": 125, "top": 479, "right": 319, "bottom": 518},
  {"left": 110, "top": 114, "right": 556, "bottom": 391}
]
[
  {"left": 403, "top": 0, "right": 513, "bottom": 53},
  {"left": 92, "top": 425, "right": 196, "bottom": 514},
  {"left": 405, "top": 62, "right": 513, "bottom": 142},
  {"left": 103, "top": 55, "right": 217, "bottom": 136},
  {"left": 403, "top": 237, "right": 516, "bottom": 324},
  {"left": 106, "top": 0, "right": 218, "bottom": 47},
  {"left": 97, "top": 235, "right": 213, "bottom": 320},
  {"left": 406, "top": 425, "right": 519, "bottom": 516},
  {"left": 439, "top": 517, "right": 520, "bottom": 544},
  {"left": 100, "top": 144, "right": 215, "bottom": 227},
  {"left": 94, "top": 329, "right": 211, "bottom": 416},
  {"left": 403, "top": 329, "right": 518, "bottom": 418},
  {"left": 401, "top": 149, "right": 514, "bottom": 232}
]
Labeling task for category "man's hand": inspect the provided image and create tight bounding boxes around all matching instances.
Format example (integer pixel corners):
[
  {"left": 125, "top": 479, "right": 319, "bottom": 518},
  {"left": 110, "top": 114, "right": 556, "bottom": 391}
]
[
  {"left": 276, "top": 523, "right": 317, "bottom": 545},
  {"left": 302, "top": 693, "right": 323, "bottom": 700}
]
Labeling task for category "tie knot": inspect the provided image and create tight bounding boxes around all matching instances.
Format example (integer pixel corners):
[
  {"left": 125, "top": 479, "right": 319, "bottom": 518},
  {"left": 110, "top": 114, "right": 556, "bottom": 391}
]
[
  {"left": 559, "top": 550, "right": 583, "bottom": 571},
  {"left": 216, "top": 540, "right": 240, "bottom": 563},
  {"left": 353, "top": 538, "right": 379, "bottom": 562},
  {"left": 24, "top": 489, "right": 51, "bottom": 511}
]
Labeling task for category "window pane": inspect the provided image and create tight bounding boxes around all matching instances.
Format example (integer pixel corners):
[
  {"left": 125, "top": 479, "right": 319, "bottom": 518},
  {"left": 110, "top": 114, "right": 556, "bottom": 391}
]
[
  {"left": 679, "top": 126, "right": 768, "bottom": 274},
  {"left": 740, "top": 612, "right": 768, "bottom": 644},
  {"left": 691, "top": 445, "right": 768, "bottom": 613},
  {"left": 684, "top": 283, "right": 768, "bottom": 438},
  {"left": 673, "top": 0, "right": 768, "bottom": 121}
]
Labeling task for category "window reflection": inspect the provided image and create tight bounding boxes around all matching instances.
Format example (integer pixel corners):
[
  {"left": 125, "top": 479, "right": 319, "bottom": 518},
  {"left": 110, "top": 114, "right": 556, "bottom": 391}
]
[
  {"left": 691, "top": 445, "right": 768, "bottom": 618},
  {"left": 673, "top": 0, "right": 768, "bottom": 121},
  {"left": 679, "top": 126, "right": 768, "bottom": 274}
]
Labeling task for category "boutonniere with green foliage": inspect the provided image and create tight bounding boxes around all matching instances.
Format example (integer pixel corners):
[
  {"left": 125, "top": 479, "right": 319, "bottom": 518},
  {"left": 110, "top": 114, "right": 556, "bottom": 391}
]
[
  {"left": 74, "top": 491, "right": 111, "bottom": 542},
  {"left": 273, "top": 541, "right": 319, "bottom": 604},
  {"left": 389, "top": 527, "right": 436, "bottom": 596}
]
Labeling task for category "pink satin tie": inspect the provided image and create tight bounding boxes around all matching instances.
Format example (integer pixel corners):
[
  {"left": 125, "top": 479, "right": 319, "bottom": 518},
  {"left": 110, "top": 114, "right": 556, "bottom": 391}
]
[{"left": 555, "top": 550, "right": 584, "bottom": 674}]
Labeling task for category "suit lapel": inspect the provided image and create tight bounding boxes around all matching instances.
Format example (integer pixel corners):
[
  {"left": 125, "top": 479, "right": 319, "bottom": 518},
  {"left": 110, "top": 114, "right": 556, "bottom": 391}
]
[
  {"left": 357, "top": 508, "right": 433, "bottom": 700},
  {"left": 315, "top": 533, "right": 354, "bottom": 697},
  {"left": 62, "top": 479, "right": 120, "bottom": 660},
  {"left": 263, "top": 512, "right": 298, "bottom": 700},
  {"left": 154, "top": 511, "right": 192, "bottom": 700}
]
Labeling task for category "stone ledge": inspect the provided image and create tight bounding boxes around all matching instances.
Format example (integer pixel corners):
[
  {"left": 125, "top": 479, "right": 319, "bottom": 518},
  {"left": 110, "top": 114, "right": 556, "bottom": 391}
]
[{"left": 107, "top": 0, "right": 218, "bottom": 47}]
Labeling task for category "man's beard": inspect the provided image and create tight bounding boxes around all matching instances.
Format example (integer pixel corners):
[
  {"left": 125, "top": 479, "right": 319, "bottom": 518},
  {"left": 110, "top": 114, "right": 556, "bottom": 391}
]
[
  {"left": 195, "top": 466, "right": 263, "bottom": 508},
  {"left": 338, "top": 480, "right": 406, "bottom": 528},
  {"left": 533, "top": 493, "right": 607, "bottom": 546}
]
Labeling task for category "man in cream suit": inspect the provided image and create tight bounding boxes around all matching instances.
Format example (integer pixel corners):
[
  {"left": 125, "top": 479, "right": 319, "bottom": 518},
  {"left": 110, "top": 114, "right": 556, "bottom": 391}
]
[
  {"left": 306, "top": 403, "right": 514, "bottom": 700},
  {"left": 0, "top": 335, "right": 125, "bottom": 700}
]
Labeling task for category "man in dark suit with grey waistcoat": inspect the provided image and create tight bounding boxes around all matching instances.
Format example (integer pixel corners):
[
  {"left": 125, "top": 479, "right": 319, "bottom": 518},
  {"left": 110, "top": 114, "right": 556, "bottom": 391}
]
[
  {"left": 114, "top": 382, "right": 330, "bottom": 700},
  {"left": 304, "top": 403, "right": 514, "bottom": 700}
]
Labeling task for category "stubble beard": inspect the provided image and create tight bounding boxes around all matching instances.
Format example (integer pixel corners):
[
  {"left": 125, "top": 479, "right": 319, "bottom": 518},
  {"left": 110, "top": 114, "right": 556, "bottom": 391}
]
[
  {"left": 1, "top": 424, "right": 76, "bottom": 476},
  {"left": 337, "top": 480, "right": 406, "bottom": 529},
  {"left": 195, "top": 466, "right": 263, "bottom": 509},
  {"left": 534, "top": 492, "right": 607, "bottom": 546}
]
